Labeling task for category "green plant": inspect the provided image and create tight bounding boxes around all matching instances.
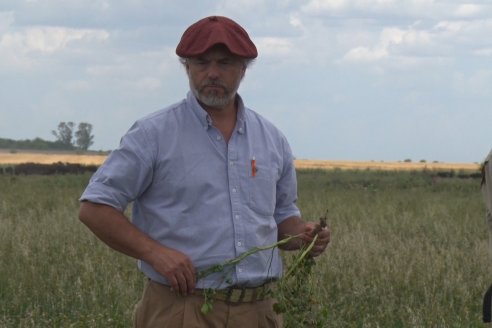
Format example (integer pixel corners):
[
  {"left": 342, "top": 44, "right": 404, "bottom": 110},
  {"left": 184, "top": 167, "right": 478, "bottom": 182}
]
[
  {"left": 197, "top": 232, "right": 310, "bottom": 314},
  {"left": 197, "top": 213, "right": 328, "bottom": 321},
  {"left": 273, "top": 213, "right": 328, "bottom": 327}
]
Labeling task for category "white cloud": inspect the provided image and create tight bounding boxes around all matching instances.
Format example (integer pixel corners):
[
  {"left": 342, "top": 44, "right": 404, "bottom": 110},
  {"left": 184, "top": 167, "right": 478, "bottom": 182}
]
[
  {"left": 433, "top": 19, "right": 492, "bottom": 55},
  {"left": 342, "top": 26, "right": 431, "bottom": 63},
  {"left": 86, "top": 62, "right": 124, "bottom": 77},
  {"left": 302, "top": 0, "right": 347, "bottom": 12},
  {"left": 300, "top": 0, "right": 492, "bottom": 25},
  {"left": 215, "top": 0, "right": 270, "bottom": 17},
  {"left": 454, "top": 4, "right": 481, "bottom": 17},
  {"left": 289, "top": 14, "right": 304, "bottom": 29},
  {"left": 64, "top": 80, "right": 91, "bottom": 91},
  {"left": 0, "top": 11, "right": 14, "bottom": 34},
  {"left": 255, "top": 37, "right": 295, "bottom": 58},
  {"left": 337, "top": 14, "right": 491, "bottom": 66},
  {"left": 87, "top": 50, "right": 175, "bottom": 78},
  {"left": 435, "top": 18, "right": 492, "bottom": 35},
  {"left": 343, "top": 46, "right": 387, "bottom": 61},
  {"left": 302, "top": 0, "right": 396, "bottom": 14},
  {"left": 434, "top": 20, "right": 466, "bottom": 34},
  {"left": 0, "top": 24, "right": 109, "bottom": 72},
  {"left": 135, "top": 77, "right": 161, "bottom": 91},
  {"left": 453, "top": 70, "right": 492, "bottom": 96},
  {"left": 0, "top": 27, "right": 109, "bottom": 54},
  {"left": 474, "top": 47, "right": 492, "bottom": 56}
]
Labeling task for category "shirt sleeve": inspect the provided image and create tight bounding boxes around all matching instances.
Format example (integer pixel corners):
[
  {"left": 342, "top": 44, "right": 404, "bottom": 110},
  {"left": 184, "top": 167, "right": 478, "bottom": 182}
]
[
  {"left": 274, "top": 136, "right": 301, "bottom": 224},
  {"left": 79, "top": 121, "right": 155, "bottom": 212}
]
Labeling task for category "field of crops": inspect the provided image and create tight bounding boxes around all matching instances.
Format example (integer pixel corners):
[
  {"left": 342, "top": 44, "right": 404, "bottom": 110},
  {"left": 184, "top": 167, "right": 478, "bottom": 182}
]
[
  {"left": 0, "top": 150, "right": 481, "bottom": 172},
  {"left": 0, "top": 151, "right": 107, "bottom": 166},
  {"left": 0, "top": 168, "right": 489, "bottom": 327}
]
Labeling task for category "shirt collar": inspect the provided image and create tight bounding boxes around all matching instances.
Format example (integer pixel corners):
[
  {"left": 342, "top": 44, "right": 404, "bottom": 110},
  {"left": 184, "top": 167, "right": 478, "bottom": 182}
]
[{"left": 187, "top": 91, "right": 246, "bottom": 134}]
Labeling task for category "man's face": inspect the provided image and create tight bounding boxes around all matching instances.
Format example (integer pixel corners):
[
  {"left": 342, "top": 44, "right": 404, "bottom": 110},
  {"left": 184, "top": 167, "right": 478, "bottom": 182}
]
[{"left": 186, "top": 46, "right": 246, "bottom": 110}]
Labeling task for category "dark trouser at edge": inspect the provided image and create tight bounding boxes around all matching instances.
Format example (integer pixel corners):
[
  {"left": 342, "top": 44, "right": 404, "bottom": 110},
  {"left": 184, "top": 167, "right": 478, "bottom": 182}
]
[{"left": 133, "top": 279, "right": 283, "bottom": 328}]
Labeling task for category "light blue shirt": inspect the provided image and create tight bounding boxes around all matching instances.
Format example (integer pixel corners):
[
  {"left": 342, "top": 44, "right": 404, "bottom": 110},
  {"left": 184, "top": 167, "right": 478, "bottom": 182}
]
[{"left": 80, "top": 91, "right": 301, "bottom": 289}]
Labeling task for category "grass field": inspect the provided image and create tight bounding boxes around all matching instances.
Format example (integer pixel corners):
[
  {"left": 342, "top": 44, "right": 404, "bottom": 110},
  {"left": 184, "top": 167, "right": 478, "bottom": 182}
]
[{"left": 0, "top": 169, "right": 489, "bottom": 327}]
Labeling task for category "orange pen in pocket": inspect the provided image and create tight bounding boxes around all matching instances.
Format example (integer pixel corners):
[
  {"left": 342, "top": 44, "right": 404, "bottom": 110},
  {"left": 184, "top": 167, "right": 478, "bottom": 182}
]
[{"left": 251, "top": 157, "right": 257, "bottom": 177}]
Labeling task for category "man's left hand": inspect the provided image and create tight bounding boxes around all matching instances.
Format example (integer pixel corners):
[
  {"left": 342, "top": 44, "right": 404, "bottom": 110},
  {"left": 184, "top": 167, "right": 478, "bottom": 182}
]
[{"left": 302, "top": 222, "right": 331, "bottom": 257}]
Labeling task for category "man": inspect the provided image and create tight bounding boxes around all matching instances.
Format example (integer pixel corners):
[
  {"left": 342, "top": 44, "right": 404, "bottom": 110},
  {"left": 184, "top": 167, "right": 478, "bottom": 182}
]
[{"left": 79, "top": 15, "right": 330, "bottom": 327}]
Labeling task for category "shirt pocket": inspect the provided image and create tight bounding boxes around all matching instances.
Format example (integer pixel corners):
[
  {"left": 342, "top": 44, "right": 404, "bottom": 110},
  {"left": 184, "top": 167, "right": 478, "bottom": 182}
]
[{"left": 247, "top": 164, "right": 277, "bottom": 216}]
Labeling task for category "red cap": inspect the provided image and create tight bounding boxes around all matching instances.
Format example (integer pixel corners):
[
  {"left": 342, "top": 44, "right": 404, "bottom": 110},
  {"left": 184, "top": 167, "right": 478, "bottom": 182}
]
[{"left": 176, "top": 16, "right": 257, "bottom": 59}]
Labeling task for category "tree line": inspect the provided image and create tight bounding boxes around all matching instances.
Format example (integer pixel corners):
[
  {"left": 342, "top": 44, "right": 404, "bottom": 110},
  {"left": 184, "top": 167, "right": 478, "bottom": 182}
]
[
  {"left": 52, "top": 122, "right": 94, "bottom": 151},
  {"left": 0, "top": 122, "right": 95, "bottom": 151}
]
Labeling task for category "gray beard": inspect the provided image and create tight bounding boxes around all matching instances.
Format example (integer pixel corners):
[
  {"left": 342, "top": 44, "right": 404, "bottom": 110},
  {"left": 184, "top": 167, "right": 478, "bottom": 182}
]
[
  {"left": 194, "top": 90, "right": 232, "bottom": 108},
  {"left": 189, "top": 81, "right": 238, "bottom": 109}
]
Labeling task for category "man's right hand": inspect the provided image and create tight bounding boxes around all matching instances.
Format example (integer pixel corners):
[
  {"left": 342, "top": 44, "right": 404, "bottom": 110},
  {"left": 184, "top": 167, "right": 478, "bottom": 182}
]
[
  {"left": 79, "top": 201, "right": 197, "bottom": 295},
  {"left": 148, "top": 246, "right": 197, "bottom": 295}
]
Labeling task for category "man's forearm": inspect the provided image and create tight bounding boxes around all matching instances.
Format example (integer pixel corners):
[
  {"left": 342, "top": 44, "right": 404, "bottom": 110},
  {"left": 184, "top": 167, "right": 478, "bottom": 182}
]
[
  {"left": 78, "top": 201, "right": 162, "bottom": 264},
  {"left": 277, "top": 216, "right": 306, "bottom": 250},
  {"left": 79, "top": 201, "right": 198, "bottom": 294}
]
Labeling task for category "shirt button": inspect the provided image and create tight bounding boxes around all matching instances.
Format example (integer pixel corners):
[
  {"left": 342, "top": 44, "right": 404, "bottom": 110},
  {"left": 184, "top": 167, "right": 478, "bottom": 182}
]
[
  {"left": 237, "top": 242, "right": 242, "bottom": 246},
  {"left": 216, "top": 135, "right": 222, "bottom": 140},
  {"left": 235, "top": 214, "right": 239, "bottom": 219},
  {"left": 238, "top": 268, "right": 243, "bottom": 273},
  {"left": 232, "top": 188, "right": 237, "bottom": 193},
  {"left": 229, "top": 161, "right": 234, "bottom": 166}
]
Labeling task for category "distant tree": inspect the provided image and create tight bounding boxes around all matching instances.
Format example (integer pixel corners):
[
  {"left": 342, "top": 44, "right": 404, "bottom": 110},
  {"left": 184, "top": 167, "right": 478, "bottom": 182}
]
[
  {"left": 75, "top": 122, "right": 94, "bottom": 151},
  {"left": 52, "top": 122, "right": 75, "bottom": 148}
]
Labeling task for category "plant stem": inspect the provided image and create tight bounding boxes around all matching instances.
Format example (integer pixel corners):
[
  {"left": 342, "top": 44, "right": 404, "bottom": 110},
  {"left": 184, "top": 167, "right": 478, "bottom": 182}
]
[
  {"left": 197, "top": 233, "right": 303, "bottom": 279},
  {"left": 284, "top": 234, "right": 318, "bottom": 278}
]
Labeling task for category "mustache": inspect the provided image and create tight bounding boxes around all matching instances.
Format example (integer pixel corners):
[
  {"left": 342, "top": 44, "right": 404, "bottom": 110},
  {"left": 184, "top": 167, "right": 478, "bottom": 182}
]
[{"left": 200, "top": 80, "right": 227, "bottom": 89}]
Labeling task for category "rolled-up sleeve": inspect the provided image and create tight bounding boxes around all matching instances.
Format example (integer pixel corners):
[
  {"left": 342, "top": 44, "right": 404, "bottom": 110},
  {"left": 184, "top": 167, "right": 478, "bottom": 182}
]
[{"left": 80, "top": 121, "right": 155, "bottom": 212}]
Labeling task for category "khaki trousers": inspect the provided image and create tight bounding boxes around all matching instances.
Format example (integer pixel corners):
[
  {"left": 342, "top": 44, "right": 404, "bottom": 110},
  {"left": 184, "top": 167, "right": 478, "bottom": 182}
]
[{"left": 133, "top": 280, "right": 283, "bottom": 328}]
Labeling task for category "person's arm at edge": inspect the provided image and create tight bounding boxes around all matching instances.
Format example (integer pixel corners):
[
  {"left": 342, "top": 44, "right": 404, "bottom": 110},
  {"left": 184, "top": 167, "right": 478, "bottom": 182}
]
[{"left": 79, "top": 201, "right": 196, "bottom": 295}]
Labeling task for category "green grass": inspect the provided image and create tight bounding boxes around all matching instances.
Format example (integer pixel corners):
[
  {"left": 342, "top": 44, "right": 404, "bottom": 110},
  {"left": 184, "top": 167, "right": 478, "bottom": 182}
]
[
  {"left": 0, "top": 175, "right": 141, "bottom": 327},
  {"left": 0, "top": 169, "right": 488, "bottom": 327},
  {"left": 294, "top": 169, "right": 488, "bottom": 327}
]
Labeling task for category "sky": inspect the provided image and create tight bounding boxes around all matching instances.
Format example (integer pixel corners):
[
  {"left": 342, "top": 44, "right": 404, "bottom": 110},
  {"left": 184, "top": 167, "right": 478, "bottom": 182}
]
[{"left": 0, "top": 0, "right": 491, "bottom": 163}]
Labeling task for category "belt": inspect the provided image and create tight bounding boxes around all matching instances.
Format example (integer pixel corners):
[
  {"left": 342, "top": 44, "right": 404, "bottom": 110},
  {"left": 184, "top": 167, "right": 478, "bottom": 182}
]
[{"left": 194, "top": 283, "right": 275, "bottom": 304}]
